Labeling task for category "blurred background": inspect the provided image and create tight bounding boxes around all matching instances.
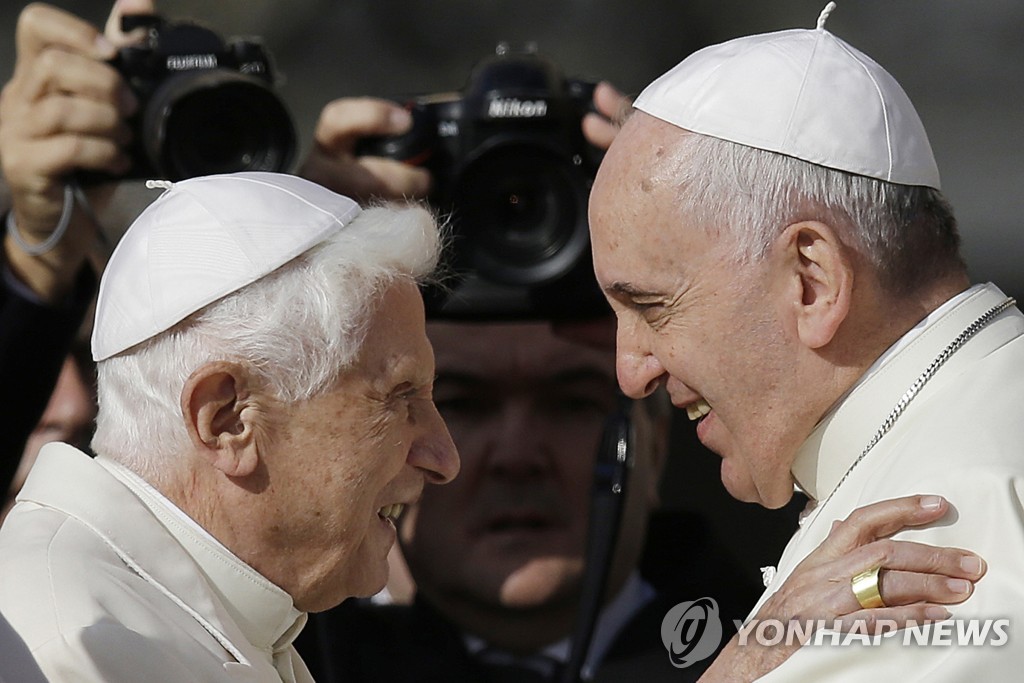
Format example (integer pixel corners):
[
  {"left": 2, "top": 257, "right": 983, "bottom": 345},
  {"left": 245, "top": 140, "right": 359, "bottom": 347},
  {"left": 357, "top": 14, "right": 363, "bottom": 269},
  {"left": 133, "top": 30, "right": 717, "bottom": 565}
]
[{"left": 2, "top": 0, "right": 1021, "bottom": 578}]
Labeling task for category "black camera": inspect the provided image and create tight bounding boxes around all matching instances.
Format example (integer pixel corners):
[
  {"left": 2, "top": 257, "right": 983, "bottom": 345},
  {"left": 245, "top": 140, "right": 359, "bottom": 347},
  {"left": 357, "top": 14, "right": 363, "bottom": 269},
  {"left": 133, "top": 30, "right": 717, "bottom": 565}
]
[
  {"left": 108, "top": 14, "right": 297, "bottom": 181},
  {"left": 360, "top": 45, "right": 610, "bottom": 320}
]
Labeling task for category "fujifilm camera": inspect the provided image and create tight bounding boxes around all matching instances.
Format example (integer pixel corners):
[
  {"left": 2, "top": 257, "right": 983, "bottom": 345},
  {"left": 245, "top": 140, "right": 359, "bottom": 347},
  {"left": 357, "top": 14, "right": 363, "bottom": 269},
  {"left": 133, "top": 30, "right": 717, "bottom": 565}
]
[
  {"left": 359, "top": 45, "right": 610, "bottom": 320},
  {"left": 109, "top": 14, "right": 297, "bottom": 181}
]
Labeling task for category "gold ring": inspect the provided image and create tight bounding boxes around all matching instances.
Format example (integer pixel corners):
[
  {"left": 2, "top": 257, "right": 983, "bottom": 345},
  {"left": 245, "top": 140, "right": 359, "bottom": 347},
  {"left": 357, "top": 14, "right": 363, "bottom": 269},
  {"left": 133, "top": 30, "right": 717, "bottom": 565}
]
[{"left": 851, "top": 565, "right": 886, "bottom": 609}]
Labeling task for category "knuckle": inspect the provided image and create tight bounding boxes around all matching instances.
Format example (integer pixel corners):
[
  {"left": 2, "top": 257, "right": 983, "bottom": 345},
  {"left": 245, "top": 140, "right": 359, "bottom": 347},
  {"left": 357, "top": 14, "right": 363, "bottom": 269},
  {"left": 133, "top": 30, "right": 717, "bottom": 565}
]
[
  {"left": 64, "top": 133, "right": 88, "bottom": 162},
  {"left": 925, "top": 574, "right": 947, "bottom": 594},
  {"left": 36, "top": 48, "right": 63, "bottom": 73},
  {"left": 850, "top": 541, "right": 885, "bottom": 569},
  {"left": 18, "top": 3, "right": 47, "bottom": 35},
  {"left": 841, "top": 507, "right": 863, "bottom": 526},
  {"left": 34, "top": 98, "right": 65, "bottom": 134},
  {"left": 859, "top": 539, "right": 895, "bottom": 567},
  {"left": 1, "top": 146, "right": 28, "bottom": 175},
  {"left": 862, "top": 613, "right": 877, "bottom": 631},
  {"left": 927, "top": 546, "right": 947, "bottom": 572},
  {"left": 97, "top": 69, "right": 125, "bottom": 99},
  {"left": 877, "top": 539, "right": 898, "bottom": 564}
]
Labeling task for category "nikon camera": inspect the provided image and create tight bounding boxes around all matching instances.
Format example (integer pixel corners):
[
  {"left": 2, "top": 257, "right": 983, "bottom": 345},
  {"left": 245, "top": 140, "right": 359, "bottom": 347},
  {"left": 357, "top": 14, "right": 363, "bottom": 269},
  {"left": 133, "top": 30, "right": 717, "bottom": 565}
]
[
  {"left": 359, "top": 45, "right": 610, "bottom": 320},
  {"left": 108, "top": 14, "right": 297, "bottom": 181}
]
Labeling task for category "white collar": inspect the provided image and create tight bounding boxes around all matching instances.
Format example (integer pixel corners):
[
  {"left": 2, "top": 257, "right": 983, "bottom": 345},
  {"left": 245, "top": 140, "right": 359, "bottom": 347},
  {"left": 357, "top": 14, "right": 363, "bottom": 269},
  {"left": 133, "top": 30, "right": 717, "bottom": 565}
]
[
  {"left": 97, "top": 458, "right": 306, "bottom": 657},
  {"left": 791, "top": 283, "right": 1013, "bottom": 501}
]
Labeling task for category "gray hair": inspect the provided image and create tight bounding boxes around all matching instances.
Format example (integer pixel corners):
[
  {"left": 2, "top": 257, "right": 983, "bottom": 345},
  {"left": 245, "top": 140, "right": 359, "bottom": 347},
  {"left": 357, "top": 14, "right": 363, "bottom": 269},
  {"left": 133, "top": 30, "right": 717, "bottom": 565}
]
[
  {"left": 669, "top": 132, "right": 965, "bottom": 296},
  {"left": 92, "top": 203, "right": 442, "bottom": 470}
]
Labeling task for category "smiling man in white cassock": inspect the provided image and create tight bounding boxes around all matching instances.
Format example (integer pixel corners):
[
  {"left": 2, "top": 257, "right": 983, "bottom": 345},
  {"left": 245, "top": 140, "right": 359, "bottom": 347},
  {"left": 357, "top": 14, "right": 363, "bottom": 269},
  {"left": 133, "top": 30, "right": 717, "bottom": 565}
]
[
  {"left": 0, "top": 172, "right": 459, "bottom": 682},
  {"left": 588, "top": 3, "right": 1024, "bottom": 680}
]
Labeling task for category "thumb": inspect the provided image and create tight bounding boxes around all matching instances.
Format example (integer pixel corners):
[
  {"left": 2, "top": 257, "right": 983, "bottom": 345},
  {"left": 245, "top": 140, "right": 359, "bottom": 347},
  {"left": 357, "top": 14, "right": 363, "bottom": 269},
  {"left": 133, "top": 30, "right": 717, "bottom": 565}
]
[{"left": 104, "top": 0, "right": 159, "bottom": 47}]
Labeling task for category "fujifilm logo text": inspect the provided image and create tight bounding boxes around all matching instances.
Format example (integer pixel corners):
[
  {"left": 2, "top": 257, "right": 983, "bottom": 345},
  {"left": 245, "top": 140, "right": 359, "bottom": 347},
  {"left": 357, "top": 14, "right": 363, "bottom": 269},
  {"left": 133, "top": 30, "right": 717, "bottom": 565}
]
[
  {"left": 488, "top": 98, "right": 548, "bottom": 118},
  {"left": 167, "top": 54, "right": 218, "bottom": 70}
]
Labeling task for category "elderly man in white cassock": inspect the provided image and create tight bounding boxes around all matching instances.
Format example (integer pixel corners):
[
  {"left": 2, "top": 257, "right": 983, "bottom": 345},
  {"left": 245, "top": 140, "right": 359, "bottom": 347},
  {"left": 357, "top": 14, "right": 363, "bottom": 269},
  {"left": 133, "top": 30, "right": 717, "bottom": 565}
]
[
  {"left": 0, "top": 172, "right": 459, "bottom": 682},
  {"left": 589, "top": 3, "right": 1024, "bottom": 681}
]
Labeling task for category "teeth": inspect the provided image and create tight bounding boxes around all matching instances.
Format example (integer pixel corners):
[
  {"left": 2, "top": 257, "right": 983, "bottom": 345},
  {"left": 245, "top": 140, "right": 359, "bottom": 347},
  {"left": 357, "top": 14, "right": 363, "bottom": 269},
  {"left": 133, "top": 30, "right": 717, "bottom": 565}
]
[
  {"left": 686, "top": 398, "right": 712, "bottom": 422},
  {"left": 378, "top": 504, "right": 405, "bottom": 521}
]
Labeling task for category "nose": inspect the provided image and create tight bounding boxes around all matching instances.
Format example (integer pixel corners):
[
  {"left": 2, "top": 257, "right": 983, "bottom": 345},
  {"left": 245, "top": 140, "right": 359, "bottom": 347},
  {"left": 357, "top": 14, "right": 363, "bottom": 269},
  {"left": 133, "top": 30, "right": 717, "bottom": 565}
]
[
  {"left": 409, "top": 401, "right": 460, "bottom": 484},
  {"left": 615, "top": 318, "right": 666, "bottom": 399},
  {"left": 485, "top": 401, "right": 549, "bottom": 481}
]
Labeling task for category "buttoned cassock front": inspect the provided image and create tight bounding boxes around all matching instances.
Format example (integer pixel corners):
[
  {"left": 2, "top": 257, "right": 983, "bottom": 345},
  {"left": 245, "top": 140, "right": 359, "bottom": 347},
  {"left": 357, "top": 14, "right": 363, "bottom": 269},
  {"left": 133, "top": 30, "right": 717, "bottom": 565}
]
[
  {"left": 0, "top": 443, "right": 313, "bottom": 683},
  {"left": 750, "top": 283, "right": 1024, "bottom": 680}
]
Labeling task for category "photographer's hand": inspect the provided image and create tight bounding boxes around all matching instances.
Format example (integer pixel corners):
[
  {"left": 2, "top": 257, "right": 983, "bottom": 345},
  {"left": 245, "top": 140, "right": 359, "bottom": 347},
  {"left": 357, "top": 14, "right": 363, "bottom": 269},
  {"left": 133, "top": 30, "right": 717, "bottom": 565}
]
[
  {"left": 582, "top": 81, "right": 632, "bottom": 151},
  {"left": 299, "top": 97, "right": 431, "bottom": 202},
  {"left": 0, "top": 0, "right": 152, "bottom": 302}
]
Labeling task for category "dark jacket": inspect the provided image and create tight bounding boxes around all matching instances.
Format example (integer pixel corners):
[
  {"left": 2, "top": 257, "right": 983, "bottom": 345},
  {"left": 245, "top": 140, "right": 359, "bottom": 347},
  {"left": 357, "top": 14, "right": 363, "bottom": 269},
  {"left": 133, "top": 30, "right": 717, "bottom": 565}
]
[
  {"left": 295, "top": 509, "right": 763, "bottom": 682},
  {"left": 0, "top": 261, "right": 94, "bottom": 491}
]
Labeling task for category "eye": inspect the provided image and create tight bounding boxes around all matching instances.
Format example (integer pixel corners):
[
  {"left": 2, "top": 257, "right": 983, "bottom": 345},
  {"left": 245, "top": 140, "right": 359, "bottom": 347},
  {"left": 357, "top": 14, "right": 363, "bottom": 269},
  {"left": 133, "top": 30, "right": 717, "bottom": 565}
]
[
  {"left": 434, "top": 393, "right": 496, "bottom": 420},
  {"left": 387, "top": 382, "right": 426, "bottom": 413},
  {"left": 544, "top": 392, "right": 615, "bottom": 419},
  {"left": 632, "top": 301, "right": 671, "bottom": 330}
]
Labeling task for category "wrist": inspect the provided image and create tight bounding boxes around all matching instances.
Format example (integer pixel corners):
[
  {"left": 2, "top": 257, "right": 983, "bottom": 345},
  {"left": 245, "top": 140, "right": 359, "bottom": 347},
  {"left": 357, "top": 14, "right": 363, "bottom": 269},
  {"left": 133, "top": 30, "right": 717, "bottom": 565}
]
[
  {"left": 6, "top": 184, "right": 75, "bottom": 256},
  {"left": 698, "top": 633, "right": 799, "bottom": 682},
  {"left": 3, "top": 217, "right": 92, "bottom": 304},
  {"left": 3, "top": 182, "right": 99, "bottom": 303}
]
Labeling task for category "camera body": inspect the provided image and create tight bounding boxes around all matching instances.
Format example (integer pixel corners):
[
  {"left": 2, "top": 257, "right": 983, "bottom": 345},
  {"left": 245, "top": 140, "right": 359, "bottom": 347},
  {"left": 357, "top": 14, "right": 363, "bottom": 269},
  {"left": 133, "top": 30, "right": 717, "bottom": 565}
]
[
  {"left": 361, "top": 45, "right": 610, "bottom": 320},
  {"left": 109, "top": 14, "right": 296, "bottom": 181}
]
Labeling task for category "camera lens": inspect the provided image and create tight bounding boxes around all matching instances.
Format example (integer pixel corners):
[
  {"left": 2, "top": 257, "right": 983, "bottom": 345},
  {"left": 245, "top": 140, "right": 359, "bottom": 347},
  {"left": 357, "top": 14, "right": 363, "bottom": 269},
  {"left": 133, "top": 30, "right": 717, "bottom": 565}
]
[
  {"left": 452, "top": 144, "right": 590, "bottom": 286},
  {"left": 143, "top": 71, "right": 296, "bottom": 180}
]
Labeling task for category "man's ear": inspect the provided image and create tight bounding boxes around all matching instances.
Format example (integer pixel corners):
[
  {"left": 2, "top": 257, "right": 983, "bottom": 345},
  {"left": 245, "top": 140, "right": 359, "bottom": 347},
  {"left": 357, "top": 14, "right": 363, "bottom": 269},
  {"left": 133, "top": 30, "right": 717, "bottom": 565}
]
[
  {"left": 180, "top": 361, "right": 264, "bottom": 478},
  {"left": 775, "top": 221, "right": 853, "bottom": 349}
]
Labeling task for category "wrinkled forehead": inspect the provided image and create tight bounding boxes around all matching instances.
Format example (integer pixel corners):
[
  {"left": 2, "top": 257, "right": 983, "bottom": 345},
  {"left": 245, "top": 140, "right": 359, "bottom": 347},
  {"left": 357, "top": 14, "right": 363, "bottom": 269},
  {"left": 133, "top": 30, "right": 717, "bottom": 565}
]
[
  {"left": 589, "top": 114, "right": 696, "bottom": 288},
  {"left": 594, "top": 111, "right": 692, "bottom": 192},
  {"left": 593, "top": 113, "right": 696, "bottom": 212},
  {"left": 350, "top": 279, "right": 433, "bottom": 380}
]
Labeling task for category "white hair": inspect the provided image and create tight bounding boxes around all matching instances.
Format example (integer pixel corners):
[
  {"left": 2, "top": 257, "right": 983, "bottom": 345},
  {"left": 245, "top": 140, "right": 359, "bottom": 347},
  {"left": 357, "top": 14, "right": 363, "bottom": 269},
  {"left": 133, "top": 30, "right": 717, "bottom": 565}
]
[
  {"left": 92, "top": 203, "right": 442, "bottom": 471},
  {"left": 668, "top": 131, "right": 964, "bottom": 296}
]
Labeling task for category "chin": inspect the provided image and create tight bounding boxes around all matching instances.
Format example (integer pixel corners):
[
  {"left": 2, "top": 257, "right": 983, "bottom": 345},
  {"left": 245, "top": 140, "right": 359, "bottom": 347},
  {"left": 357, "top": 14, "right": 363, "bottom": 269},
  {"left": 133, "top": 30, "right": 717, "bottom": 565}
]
[
  {"left": 758, "top": 487, "right": 796, "bottom": 510},
  {"left": 719, "top": 451, "right": 798, "bottom": 508},
  {"left": 351, "top": 563, "right": 390, "bottom": 601},
  {"left": 309, "top": 562, "right": 388, "bottom": 612},
  {"left": 720, "top": 459, "right": 762, "bottom": 504},
  {"left": 497, "top": 557, "right": 581, "bottom": 608}
]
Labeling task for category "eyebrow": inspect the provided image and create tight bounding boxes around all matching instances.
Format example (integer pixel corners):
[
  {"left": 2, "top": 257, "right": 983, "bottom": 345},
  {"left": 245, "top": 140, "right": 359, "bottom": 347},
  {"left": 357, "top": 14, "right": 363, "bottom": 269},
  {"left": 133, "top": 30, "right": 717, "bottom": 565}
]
[{"left": 606, "top": 281, "right": 662, "bottom": 300}]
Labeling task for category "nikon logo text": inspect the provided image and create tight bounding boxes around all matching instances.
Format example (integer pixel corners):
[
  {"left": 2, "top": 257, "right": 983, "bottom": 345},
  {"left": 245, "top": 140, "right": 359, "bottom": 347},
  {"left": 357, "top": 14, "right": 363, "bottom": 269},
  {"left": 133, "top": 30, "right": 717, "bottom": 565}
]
[
  {"left": 167, "top": 54, "right": 218, "bottom": 70},
  {"left": 488, "top": 98, "right": 548, "bottom": 118}
]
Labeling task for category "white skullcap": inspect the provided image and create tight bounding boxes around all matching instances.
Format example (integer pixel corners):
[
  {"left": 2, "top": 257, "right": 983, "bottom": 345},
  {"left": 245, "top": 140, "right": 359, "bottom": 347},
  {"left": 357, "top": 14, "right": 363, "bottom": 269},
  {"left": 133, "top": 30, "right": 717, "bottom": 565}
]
[
  {"left": 91, "top": 172, "right": 361, "bottom": 361},
  {"left": 633, "top": 2, "right": 940, "bottom": 189}
]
